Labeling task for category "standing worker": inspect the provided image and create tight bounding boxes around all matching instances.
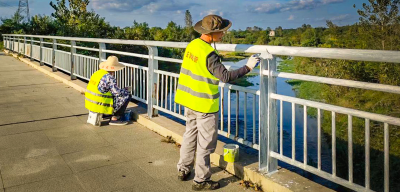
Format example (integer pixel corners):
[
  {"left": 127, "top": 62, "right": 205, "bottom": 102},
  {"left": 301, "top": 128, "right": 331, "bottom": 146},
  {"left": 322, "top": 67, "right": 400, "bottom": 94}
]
[
  {"left": 85, "top": 56, "right": 131, "bottom": 125},
  {"left": 175, "top": 14, "right": 260, "bottom": 191}
]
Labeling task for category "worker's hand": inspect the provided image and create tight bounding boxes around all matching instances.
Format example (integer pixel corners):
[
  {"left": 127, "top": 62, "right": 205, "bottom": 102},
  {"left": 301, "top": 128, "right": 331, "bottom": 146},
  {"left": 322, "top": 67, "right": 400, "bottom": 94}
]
[{"left": 245, "top": 54, "right": 261, "bottom": 70}]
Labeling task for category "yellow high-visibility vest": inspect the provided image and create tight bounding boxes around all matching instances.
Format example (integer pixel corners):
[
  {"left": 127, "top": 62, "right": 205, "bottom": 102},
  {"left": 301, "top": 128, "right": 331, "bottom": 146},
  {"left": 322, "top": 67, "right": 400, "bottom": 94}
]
[
  {"left": 85, "top": 69, "right": 114, "bottom": 114},
  {"left": 175, "top": 38, "right": 220, "bottom": 113}
]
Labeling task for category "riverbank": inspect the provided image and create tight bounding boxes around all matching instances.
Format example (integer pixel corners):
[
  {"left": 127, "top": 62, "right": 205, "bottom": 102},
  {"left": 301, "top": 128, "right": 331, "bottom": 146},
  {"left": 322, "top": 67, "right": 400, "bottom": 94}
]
[
  {"left": 220, "top": 51, "right": 252, "bottom": 62},
  {"left": 282, "top": 57, "right": 399, "bottom": 191}
]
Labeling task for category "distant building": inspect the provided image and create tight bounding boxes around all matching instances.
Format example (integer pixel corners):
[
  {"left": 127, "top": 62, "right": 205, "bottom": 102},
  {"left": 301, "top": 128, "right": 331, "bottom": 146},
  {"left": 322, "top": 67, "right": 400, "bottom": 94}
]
[{"left": 269, "top": 30, "right": 275, "bottom": 37}]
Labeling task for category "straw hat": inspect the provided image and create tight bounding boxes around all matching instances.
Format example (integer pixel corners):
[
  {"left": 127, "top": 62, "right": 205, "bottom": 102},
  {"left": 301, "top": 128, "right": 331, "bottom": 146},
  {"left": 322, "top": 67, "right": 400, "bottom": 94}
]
[
  {"left": 194, "top": 15, "right": 232, "bottom": 34},
  {"left": 99, "top": 56, "right": 125, "bottom": 71}
]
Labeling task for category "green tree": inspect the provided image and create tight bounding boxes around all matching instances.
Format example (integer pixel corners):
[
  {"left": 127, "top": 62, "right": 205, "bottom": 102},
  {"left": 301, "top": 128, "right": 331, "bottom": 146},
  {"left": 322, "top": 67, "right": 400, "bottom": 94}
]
[
  {"left": 356, "top": 0, "right": 400, "bottom": 50},
  {"left": 29, "top": 15, "right": 57, "bottom": 35},
  {"left": 50, "top": 0, "right": 112, "bottom": 37},
  {"left": 185, "top": 10, "right": 192, "bottom": 28}
]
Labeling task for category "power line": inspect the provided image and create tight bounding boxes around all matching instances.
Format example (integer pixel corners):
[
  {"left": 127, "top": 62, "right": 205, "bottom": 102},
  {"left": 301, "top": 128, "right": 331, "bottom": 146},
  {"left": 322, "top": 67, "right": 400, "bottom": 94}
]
[{"left": 0, "top": 1, "right": 14, "bottom": 7}]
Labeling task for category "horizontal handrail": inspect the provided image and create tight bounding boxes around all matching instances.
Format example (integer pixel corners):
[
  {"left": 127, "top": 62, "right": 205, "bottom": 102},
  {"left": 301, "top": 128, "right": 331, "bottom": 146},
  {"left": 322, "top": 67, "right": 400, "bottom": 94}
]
[
  {"left": 4, "top": 34, "right": 400, "bottom": 63},
  {"left": 263, "top": 70, "right": 400, "bottom": 94},
  {"left": 271, "top": 93, "right": 400, "bottom": 126}
]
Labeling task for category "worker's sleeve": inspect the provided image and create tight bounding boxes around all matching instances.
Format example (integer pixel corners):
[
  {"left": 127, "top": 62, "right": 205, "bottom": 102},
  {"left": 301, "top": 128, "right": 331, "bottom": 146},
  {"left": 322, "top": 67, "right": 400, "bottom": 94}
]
[
  {"left": 98, "top": 74, "right": 130, "bottom": 113},
  {"left": 206, "top": 52, "right": 250, "bottom": 83}
]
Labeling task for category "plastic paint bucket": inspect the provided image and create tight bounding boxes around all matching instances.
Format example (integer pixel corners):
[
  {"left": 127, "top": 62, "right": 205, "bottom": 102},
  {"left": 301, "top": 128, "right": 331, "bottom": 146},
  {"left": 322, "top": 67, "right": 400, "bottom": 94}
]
[
  {"left": 223, "top": 144, "right": 239, "bottom": 163},
  {"left": 123, "top": 110, "right": 131, "bottom": 121}
]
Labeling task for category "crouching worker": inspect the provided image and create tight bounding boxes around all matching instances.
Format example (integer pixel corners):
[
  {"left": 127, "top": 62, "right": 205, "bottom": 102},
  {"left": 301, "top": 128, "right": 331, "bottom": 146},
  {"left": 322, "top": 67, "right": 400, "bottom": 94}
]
[{"left": 85, "top": 56, "right": 131, "bottom": 125}]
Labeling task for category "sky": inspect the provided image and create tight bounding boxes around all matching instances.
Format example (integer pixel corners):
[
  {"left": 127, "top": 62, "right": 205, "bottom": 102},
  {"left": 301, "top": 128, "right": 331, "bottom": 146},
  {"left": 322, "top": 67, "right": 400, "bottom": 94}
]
[{"left": 0, "top": 0, "right": 368, "bottom": 30}]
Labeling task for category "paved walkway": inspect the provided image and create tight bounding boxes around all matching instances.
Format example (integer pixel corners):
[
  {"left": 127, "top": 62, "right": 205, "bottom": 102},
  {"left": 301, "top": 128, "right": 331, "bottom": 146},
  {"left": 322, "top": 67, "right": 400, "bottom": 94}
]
[{"left": 0, "top": 53, "right": 250, "bottom": 192}]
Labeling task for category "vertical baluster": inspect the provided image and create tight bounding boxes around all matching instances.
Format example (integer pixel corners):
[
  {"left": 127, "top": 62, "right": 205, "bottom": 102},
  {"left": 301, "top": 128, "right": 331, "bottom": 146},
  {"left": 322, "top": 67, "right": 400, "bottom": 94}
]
[
  {"left": 280, "top": 100, "right": 283, "bottom": 156},
  {"left": 228, "top": 89, "right": 231, "bottom": 137},
  {"left": 318, "top": 108, "right": 321, "bottom": 170},
  {"left": 253, "top": 94, "right": 256, "bottom": 144},
  {"left": 157, "top": 73, "right": 160, "bottom": 106},
  {"left": 87, "top": 59, "right": 90, "bottom": 78},
  {"left": 348, "top": 115, "right": 353, "bottom": 183},
  {"left": 130, "top": 68, "right": 133, "bottom": 93},
  {"left": 292, "top": 103, "right": 295, "bottom": 161},
  {"left": 220, "top": 87, "right": 224, "bottom": 131},
  {"left": 244, "top": 92, "right": 247, "bottom": 141},
  {"left": 332, "top": 112, "right": 336, "bottom": 177},
  {"left": 70, "top": 41, "right": 76, "bottom": 80},
  {"left": 365, "top": 119, "right": 370, "bottom": 189},
  {"left": 169, "top": 75, "right": 172, "bottom": 111},
  {"left": 384, "top": 123, "right": 389, "bottom": 192},
  {"left": 236, "top": 91, "right": 239, "bottom": 137},
  {"left": 134, "top": 68, "right": 137, "bottom": 97},
  {"left": 124, "top": 67, "right": 127, "bottom": 88},
  {"left": 304, "top": 106, "right": 308, "bottom": 166},
  {"left": 174, "top": 77, "right": 177, "bottom": 113},
  {"left": 161, "top": 74, "right": 164, "bottom": 108},
  {"left": 138, "top": 69, "right": 141, "bottom": 99},
  {"left": 142, "top": 69, "right": 146, "bottom": 99},
  {"left": 165, "top": 76, "right": 169, "bottom": 109}
]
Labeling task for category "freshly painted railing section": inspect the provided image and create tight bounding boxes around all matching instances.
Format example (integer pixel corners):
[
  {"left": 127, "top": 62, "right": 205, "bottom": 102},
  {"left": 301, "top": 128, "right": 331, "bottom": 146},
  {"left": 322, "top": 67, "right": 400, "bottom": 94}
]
[{"left": 3, "top": 34, "right": 399, "bottom": 192}]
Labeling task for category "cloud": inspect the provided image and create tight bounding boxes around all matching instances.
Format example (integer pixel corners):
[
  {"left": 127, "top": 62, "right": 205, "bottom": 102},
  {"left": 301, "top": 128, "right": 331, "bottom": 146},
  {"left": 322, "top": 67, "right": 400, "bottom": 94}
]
[
  {"left": 251, "top": 0, "right": 345, "bottom": 14},
  {"left": 330, "top": 14, "right": 350, "bottom": 21},
  {"left": 91, "top": 0, "right": 155, "bottom": 12},
  {"left": 145, "top": 0, "right": 198, "bottom": 13},
  {"left": 315, "top": 14, "right": 350, "bottom": 22},
  {"left": 288, "top": 15, "right": 294, "bottom": 20},
  {"left": 92, "top": 0, "right": 196, "bottom": 13},
  {"left": 200, "top": 9, "right": 224, "bottom": 17}
]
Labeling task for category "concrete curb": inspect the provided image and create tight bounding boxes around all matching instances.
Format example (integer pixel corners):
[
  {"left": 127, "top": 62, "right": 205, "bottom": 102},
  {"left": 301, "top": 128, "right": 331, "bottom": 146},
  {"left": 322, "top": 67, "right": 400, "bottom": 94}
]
[{"left": 5, "top": 50, "right": 334, "bottom": 192}]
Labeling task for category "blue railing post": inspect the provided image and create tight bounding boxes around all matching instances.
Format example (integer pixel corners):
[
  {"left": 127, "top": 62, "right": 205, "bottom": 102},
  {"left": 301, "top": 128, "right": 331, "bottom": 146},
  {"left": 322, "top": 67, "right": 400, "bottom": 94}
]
[
  {"left": 52, "top": 39, "right": 57, "bottom": 72},
  {"left": 70, "top": 40, "right": 77, "bottom": 80},
  {"left": 259, "top": 52, "right": 278, "bottom": 173},
  {"left": 147, "top": 46, "right": 159, "bottom": 118},
  {"left": 39, "top": 38, "right": 44, "bottom": 66}
]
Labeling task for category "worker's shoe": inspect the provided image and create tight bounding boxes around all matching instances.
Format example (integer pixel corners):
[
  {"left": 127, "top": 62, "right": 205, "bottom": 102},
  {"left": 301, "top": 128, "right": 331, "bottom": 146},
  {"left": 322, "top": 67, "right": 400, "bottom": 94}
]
[
  {"left": 109, "top": 116, "right": 128, "bottom": 126},
  {"left": 192, "top": 180, "right": 220, "bottom": 191},
  {"left": 178, "top": 170, "right": 191, "bottom": 181},
  {"left": 109, "top": 120, "right": 128, "bottom": 125}
]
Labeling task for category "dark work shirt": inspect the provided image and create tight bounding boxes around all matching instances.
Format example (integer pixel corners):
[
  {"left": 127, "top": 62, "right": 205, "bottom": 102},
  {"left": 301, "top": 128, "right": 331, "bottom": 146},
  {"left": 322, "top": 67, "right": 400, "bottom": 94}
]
[{"left": 206, "top": 52, "right": 250, "bottom": 83}]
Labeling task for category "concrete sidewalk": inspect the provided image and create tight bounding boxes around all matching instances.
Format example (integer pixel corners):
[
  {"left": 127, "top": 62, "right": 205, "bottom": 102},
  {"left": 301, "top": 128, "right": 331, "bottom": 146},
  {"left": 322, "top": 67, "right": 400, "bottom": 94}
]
[{"left": 0, "top": 53, "right": 251, "bottom": 192}]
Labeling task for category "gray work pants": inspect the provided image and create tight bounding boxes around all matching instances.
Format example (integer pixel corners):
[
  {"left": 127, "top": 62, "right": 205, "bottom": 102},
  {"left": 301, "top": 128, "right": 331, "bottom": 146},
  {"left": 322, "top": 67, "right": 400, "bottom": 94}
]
[{"left": 177, "top": 107, "right": 219, "bottom": 182}]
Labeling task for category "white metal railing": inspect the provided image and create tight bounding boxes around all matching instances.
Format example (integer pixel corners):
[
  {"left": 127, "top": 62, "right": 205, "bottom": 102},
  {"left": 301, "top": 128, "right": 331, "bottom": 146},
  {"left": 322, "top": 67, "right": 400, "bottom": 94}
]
[{"left": 3, "top": 34, "right": 400, "bottom": 192}]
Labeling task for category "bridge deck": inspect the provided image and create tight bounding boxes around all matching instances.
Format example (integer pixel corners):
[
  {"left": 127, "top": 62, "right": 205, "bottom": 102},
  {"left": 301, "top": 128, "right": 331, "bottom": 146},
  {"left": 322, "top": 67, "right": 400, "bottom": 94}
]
[{"left": 0, "top": 53, "right": 246, "bottom": 192}]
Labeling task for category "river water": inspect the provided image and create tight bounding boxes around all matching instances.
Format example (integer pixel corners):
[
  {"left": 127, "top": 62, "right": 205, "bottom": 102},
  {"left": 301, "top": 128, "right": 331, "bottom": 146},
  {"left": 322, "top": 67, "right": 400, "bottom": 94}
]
[{"left": 222, "top": 58, "right": 340, "bottom": 190}]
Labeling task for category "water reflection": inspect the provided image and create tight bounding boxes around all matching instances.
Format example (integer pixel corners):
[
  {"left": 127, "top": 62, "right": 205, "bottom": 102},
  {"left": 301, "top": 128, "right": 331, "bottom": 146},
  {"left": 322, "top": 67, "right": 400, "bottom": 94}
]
[{"left": 222, "top": 58, "right": 338, "bottom": 190}]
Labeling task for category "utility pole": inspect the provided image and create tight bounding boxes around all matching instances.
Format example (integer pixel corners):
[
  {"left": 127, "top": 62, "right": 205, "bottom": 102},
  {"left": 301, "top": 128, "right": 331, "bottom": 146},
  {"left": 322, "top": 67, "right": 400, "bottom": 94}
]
[{"left": 17, "top": 0, "right": 30, "bottom": 23}]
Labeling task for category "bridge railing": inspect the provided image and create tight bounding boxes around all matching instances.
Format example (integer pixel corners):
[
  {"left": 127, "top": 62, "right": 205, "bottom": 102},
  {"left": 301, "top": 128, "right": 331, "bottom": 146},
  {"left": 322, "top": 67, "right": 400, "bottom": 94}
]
[{"left": 3, "top": 34, "right": 400, "bottom": 192}]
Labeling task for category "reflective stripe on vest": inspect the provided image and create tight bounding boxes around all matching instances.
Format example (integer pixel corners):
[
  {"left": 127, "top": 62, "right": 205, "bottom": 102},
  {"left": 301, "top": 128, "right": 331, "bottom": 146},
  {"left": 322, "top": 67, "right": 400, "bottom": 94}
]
[
  {"left": 174, "top": 38, "right": 220, "bottom": 113},
  {"left": 85, "top": 69, "right": 114, "bottom": 114}
]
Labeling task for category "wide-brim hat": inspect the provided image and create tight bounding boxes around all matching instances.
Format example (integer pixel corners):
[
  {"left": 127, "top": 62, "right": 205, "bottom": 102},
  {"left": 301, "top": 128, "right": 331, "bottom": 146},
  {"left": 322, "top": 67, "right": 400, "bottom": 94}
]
[
  {"left": 99, "top": 56, "right": 125, "bottom": 71},
  {"left": 194, "top": 15, "right": 232, "bottom": 34}
]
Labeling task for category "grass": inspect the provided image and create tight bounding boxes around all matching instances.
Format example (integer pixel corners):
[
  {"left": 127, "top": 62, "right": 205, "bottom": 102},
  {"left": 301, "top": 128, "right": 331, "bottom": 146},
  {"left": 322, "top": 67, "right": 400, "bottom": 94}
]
[
  {"left": 219, "top": 51, "right": 252, "bottom": 62},
  {"left": 161, "top": 136, "right": 181, "bottom": 148},
  {"left": 0, "top": 41, "right": 3, "bottom": 51},
  {"left": 239, "top": 180, "right": 262, "bottom": 191}
]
